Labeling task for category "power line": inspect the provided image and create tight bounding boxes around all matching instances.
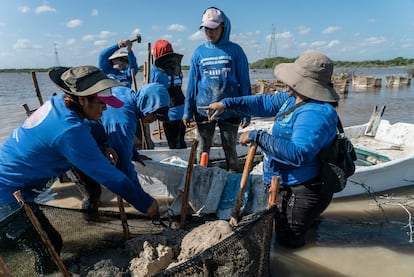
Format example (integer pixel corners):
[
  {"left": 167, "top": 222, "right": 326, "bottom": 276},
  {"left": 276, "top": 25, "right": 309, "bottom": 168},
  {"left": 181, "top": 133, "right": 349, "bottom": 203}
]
[{"left": 268, "top": 24, "right": 277, "bottom": 58}]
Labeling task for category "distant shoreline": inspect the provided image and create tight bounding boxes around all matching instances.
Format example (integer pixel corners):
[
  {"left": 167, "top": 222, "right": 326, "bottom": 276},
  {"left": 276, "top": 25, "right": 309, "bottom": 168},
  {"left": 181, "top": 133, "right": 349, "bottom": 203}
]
[{"left": 1, "top": 57, "right": 414, "bottom": 73}]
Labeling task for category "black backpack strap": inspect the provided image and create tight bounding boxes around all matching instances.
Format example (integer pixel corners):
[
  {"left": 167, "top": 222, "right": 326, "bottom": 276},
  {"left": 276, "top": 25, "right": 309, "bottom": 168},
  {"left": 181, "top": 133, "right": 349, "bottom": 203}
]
[
  {"left": 274, "top": 101, "right": 307, "bottom": 121},
  {"left": 337, "top": 116, "right": 345, "bottom": 134}
]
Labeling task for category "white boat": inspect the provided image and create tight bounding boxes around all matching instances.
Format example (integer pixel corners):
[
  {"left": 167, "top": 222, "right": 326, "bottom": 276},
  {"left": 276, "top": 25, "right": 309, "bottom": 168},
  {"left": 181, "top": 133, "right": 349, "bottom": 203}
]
[
  {"left": 137, "top": 116, "right": 414, "bottom": 209},
  {"left": 336, "top": 119, "right": 414, "bottom": 197}
]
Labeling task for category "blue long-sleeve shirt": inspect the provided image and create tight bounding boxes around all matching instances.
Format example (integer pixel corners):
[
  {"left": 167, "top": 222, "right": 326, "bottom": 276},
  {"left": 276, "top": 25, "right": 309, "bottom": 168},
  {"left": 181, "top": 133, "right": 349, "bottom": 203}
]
[
  {"left": 221, "top": 92, "right": 338, "bottom": 185},
  {"left": 100, "top": 84, "right": 170, "bottom": 182},
  {"left": 98, "top": 43, "right": 138, "bottom": 88},
  {"left": 183, "top": 9, "right": 251, "bottom": 123},
  {"left": 0, "top": 94, "right": 153, "bottom": 213}
]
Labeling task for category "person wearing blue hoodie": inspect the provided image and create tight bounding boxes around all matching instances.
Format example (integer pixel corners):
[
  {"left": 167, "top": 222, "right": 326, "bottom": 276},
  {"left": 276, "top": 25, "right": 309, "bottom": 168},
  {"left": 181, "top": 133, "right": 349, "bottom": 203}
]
[
  {"left": 183, "top": 7, "right": 252, "bottom": 172},
  {"left": 200, "top": 50, "right": 340, "bottom": 248},
  {"left": 99, "top": 83, "right": 170, "bottom": 187},
  {"left": 0, "top": 66, "right": 160, "bottom": 274},
  {"left": 98, "top": 39, "right": 139, "bottom": 88}
]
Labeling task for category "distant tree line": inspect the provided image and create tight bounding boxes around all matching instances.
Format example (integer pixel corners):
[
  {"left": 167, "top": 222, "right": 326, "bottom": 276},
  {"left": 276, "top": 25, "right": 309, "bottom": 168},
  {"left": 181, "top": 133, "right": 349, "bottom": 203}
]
[
  {"left": 250, "top": 56, "right": 414, "bottom": 69},
  {"left": 1, "top": 57, "right": 414, "bottom": 73}
]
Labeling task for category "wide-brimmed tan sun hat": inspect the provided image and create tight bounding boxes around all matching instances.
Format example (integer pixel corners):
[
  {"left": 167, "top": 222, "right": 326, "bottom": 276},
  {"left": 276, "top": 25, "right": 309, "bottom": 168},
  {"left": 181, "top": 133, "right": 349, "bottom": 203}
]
[
  {"left": 49, "top": 66, "right": 124, "bottom": 108},
  {"left": 274, "top": 50, "right": 339, "bottom": 102}
]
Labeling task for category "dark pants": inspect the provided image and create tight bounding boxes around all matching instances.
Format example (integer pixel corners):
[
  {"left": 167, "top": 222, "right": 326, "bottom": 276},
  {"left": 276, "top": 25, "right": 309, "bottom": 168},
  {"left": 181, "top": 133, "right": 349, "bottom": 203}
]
[
  {"left": 72, "top": 168, "right": 102, "bottom": 220},
  {"left": 275, "top": 181, "right": 333, "bottom": 248},
  {"left": 163, "top": 120, "right": 187, "bottom": 149},
  {"left": 196, "top": 117, "right": 241, "bottom": 172},
  {"left": 135, "top": 121, "right": 154, "bottom": 150}
]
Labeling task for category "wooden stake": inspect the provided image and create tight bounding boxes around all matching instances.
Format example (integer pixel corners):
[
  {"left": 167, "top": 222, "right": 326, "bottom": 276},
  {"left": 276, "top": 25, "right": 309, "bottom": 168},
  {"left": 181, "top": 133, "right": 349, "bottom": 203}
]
[
  {"left": 30, "top": 71, "right": 43, "bottom": 106},
  {"left": 258, "top": 176, "right": 280, "bottom": 277},
  {"left": 13, "top": 191, "right": 70, "bottom": 276},
  {"left": 180, "top": 139, "right": 199, "bottom": 228},
  {"left": 229, "top": 143, "right": 258, "bottom": 226},
  {"left": 0, "top": 257, "right": 13, "bottom": 277}
]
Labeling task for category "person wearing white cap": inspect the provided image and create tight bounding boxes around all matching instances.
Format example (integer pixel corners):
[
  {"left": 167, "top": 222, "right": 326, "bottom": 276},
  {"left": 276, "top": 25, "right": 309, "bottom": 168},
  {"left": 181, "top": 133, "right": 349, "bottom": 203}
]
[
  {"left": 98, "top": 39, "right": 138, "bottom": 88},
  {"left": 0, "top": 66, "right": 159, "bottom": 274},
  {"left": 199, "top": 50, "right": 340, "bottom": 248},
  {"left": 183, "top": 7, "right": 252, "bottom": 172}
]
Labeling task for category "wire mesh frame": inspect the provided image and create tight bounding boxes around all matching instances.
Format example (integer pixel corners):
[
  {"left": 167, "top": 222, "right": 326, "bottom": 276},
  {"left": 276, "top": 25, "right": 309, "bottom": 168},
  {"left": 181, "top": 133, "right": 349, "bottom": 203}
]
[{"left": 154, "top": 207, "right": 276, "bottom": 277}]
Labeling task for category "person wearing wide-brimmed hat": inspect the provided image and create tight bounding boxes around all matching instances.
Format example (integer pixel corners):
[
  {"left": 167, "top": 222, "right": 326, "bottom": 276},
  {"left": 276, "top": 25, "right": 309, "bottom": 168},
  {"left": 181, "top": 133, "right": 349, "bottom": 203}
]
[
  {"left": 98, "top": 39, "right": 138, "bottom": 88},
  {"left": 183, "top": 7, "right": 252, "bottom": 172},
  {"left": 149, "top": 39, "right": 187, "bottom": 149},
  {"left": 199, "top": 50, "right": 339, "bottom": 248},
  {"left": 0, "top": 66, "right": 160, "bottom": 274}
]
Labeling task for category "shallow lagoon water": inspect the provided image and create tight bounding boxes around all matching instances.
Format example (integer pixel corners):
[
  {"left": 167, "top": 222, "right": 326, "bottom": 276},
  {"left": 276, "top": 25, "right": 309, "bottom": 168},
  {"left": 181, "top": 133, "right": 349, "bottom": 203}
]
[{"left": 1, "top": 69, "right": 414, "bottom": 276}]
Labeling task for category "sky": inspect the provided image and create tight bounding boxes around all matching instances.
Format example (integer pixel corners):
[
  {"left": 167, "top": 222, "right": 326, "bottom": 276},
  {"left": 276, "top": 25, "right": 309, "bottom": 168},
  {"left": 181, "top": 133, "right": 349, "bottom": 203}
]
[{"left": 0, "top": 0, "right": 413, "bottom": 69}]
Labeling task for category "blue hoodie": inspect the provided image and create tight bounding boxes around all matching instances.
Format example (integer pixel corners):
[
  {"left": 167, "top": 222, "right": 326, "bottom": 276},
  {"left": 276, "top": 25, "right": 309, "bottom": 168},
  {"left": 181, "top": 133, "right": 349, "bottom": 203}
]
[
  {"left": 98, "top": 43, "right": 139, "bottom": 88},
  {"left": 221, "top": 92, "right": 338, "bottom": 186},
  {"left": 183, "top": 8, "right": 251, "bottom": 123},
  {"left": 0, "top": 94, "right": 155, "bottom": 214},
  {"left": 100, "top": 83, "right": 170, "bottom": 182}
]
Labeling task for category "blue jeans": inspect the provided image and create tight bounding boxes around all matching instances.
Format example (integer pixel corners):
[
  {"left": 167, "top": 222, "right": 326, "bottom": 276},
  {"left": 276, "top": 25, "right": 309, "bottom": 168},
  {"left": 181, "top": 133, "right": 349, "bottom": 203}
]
[{"left": 196, "top": 118, "right": 241, "bottom": 172}]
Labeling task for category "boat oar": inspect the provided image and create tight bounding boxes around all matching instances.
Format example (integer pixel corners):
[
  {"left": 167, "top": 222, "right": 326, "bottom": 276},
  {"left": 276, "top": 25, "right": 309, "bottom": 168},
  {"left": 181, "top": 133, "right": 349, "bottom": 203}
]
[
  {"left": 180, "top": 139, "right": 199, "bottom": 228},
  {"left": 229, "top": 143, "right": 258, "bottom": 227},
  {"left": 13, "top": 191, "right": 71, "bottom": 277}
]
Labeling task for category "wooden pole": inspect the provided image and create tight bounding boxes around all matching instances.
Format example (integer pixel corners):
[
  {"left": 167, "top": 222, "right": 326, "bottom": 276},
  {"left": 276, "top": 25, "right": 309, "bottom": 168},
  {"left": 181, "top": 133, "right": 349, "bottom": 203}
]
[
  {"left": 180, "top": 139, "right": 199, "bottom": 228},
  {"left": 30, "top": 71, "right": 44, "bottom": 106},
  {"left": 117, "top": 196, "right": 130, "bottom": 240},
  {"left": 0, "top": 257, "right": 13, "bottom": 277},
  {"left": 13, "top": 191, "right": 71, "bottom": 276},
  {"left": 130, "top": 68, "right": 138, "bottom": 92},
  {"left": 146, "top": 42, "right": 151, "bottom": 84},
  {"left": 258, "top": 176, "right": 280, "bottom": 277},
  {"left": 229, "top": 143, "right": 258, "bottom": 226}
]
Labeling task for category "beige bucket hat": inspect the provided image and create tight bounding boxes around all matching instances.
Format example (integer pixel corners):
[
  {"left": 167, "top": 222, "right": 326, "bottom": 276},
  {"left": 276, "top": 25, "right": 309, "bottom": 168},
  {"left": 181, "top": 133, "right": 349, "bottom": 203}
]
[
  {"left": 274, "top": 50, "right": 339, "bottom": 102},
  {"left": 49, "top": 66, "right": 124, "bottom": 108},
  {"left": 108, "top": 50, "right": 128, "bottom": 61}
]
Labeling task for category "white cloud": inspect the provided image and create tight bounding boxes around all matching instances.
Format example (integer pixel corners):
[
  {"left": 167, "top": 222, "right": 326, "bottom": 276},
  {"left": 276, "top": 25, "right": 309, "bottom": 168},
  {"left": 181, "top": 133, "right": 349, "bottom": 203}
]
[
  {"left": 18, "top": 6, "right": 30, "bottom": 13},
  {"left": 91, "top": 9, "right": 98, "bottom": 16},
  {"left": 13, "top": 39, "right": 42, "bottom": 49},
  {"left": 310, "top": 40, "right": 327, "bottom": 47},
  {"left": 297, "top": 26, "right": 311, "bottom": 35},
  {"left": 167, "top": 24, "right": 186, "bottom": 32},
  {"left": 35, "top": 5, "right": 56, "bottom": 14},
  {"left": 322, "top": 26, "right": 341, "bottom": 34},
  {"left": 82, "top": 34, "right": 95, "bottom": 41},
  {"left": 276, "top": 32, "right": 293, "bottom": 39},
  {"left": 82, "top": 31, "right": 116, "bottom": 42},
  {"left": 66, "top": 19, "right": 82, "bottom": 28},
  {"left": 188, "top": 31, "right": 204, "bottom": 41},
  {"left": 326, "top": 40, "right": 340, "bottom": 48},
  {"left": 94, "top": 40, "right": 107, "bottom": 47},
  {"left": 67, "top": 39, "right": 77, "bottom": 46},
  {"left": 363, "top": 36, "right": 385, "bottom": 45}
]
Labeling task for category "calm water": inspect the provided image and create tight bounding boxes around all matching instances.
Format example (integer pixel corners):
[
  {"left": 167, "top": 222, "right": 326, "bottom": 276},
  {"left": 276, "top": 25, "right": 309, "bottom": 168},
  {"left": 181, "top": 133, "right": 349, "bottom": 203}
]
[{"left": 1, "top": 69, "right": 414, "bottom": 276}]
